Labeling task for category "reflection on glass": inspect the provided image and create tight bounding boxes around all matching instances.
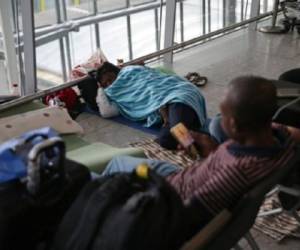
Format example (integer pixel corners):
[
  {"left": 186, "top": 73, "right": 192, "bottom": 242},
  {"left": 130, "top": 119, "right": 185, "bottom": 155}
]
[
  {"left": 0, "top": 2, "right": 21, "bottom": 96},
  {"left": 36, "top": 40, "right": 63, "bottom": 89},
  {"left": 180, "top": 0, "right": 202, "bottom": 41},
  {"left": 69, "top": 25, "right": 97, "bottom": 66},
  {"left": 99, "top": 17, "right": 129, "bottom": 63},
  {"left": 97, "top": 0, "right": 126, "bottom": 13},
  {"left": 65, "top": 0, "right": 94, "bottom": 20},
  {"left": 0, "top": 58, "right": 10, "bottom": 95},
  {"left": 131, "top": 10, "right": 156, "bottom": 58},
  {"left": 174, "top": 0, "right": 272, "bottom": 42},
  {"left": 210, "top": 0, "right": 225, "bottom": 31},
  {"left": 260, "top": 0, "right": 274, "bottom": 13},
  {"left": 130, "top": 0, "right": 155, "bottom": 6},
  {"left": 34, "top": 0, "right": 57, "bottom": 27},
  {"left": 0, "top": 22, "right": 9, "bottom": 95}
]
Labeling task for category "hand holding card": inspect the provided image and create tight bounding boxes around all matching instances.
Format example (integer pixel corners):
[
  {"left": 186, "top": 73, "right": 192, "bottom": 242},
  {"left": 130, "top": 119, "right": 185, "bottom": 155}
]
[{"left": 170, "top": 123, "right": 199, "bottom": 159}]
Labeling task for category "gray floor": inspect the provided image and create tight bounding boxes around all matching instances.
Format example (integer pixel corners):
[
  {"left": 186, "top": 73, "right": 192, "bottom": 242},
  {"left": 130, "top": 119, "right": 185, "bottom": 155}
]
[{"left": 76, "top": 25, "right": 300, "bottom": 249}]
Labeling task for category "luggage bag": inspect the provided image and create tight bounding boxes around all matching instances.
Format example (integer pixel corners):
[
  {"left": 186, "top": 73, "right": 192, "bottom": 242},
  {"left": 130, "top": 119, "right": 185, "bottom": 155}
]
[
  {"left": 53, "top": 165, "right": 188, "bottom": 250},
  {"left": 0, "top": 129, "right": 91, "bottom": 250}
]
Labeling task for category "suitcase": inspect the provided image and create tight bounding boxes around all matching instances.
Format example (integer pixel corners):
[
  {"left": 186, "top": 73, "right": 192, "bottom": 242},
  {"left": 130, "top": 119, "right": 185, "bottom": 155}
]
[{"left": 0, "top": 130, "right": 91, "bottom": 250}]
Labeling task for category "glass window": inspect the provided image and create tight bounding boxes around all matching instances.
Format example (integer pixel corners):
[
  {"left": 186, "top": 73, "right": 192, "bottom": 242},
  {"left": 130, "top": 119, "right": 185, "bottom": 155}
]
[
  {"left": 0, "top": 58, "right": 10, "bottom": 95},
  {"left": 260, "top": 0, "right": 274, "bottom": 14},
  {"left": 130, "top": 10, "right": 156, "bottom": 58},
  {"left": 69, "top": 25, "right": 97, "bottom": 66},
  {"left": 209, "top": 0, "right": 224, "bottom": 31},
  {"left": 130, "top": 0, "right": 156, "bottom": 6},
  {"left": 181, "top": 0, "right": 203, "bottom": 41},
  {"left": 99, "top": 17, "right": 129, "bottom": 63},
  {"left": 0, "top": 24, "right": 9, "bottom": 95},
  {"left": 65, "top": 0, "right": 95, "bottom": 20},
  {"left": 97, "top": 0, "right": 126, "bottom": 13},
  {"left": 36, "top": 40, "right": 63, "bottom": 89},
  {"left": 0, "top": 1, "right": 21, "bottom": 96},
  {"left": 34, "top": 0, "right": 58, "bottom": 27}
]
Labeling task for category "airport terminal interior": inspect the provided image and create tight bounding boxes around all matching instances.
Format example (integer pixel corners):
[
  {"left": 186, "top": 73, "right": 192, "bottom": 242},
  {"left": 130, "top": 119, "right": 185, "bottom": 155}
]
[{"left": 1, "top": 0, "right": 300, "bottom": 249}]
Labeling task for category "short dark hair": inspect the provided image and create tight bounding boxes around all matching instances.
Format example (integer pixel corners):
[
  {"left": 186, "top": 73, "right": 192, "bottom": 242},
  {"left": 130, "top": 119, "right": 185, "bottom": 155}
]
[
  {"left": 96, "top": 62, "right": 120, "bottom": 82},
  {"left": 227, "top": 76, "right": 277, "bottom": 131}
]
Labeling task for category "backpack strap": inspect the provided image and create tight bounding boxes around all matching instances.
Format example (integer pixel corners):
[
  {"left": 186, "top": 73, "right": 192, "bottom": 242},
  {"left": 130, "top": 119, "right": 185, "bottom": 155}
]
[{"left": 65, "top": 175, "right": 132, "bottom": 250}]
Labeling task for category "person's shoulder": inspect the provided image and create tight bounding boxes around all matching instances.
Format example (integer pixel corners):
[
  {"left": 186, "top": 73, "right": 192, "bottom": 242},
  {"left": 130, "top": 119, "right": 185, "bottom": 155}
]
[{"left": 272, "top": 122, "right": 288, "bottom": 133}]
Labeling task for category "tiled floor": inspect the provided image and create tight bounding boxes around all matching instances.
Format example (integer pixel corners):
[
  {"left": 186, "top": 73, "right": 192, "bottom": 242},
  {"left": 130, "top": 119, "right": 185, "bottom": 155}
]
[{"left": 76, "top": 25, "right": 300, "bottom": 249}]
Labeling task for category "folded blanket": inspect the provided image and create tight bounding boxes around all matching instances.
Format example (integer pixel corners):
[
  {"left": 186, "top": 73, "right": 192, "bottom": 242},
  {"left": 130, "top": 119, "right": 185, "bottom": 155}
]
[{"left": 105, "top": 66, "right": 207, "bottom": 127}]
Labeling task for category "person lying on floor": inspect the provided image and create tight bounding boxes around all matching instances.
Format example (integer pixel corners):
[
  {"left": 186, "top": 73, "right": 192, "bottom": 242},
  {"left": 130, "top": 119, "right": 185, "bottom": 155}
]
[
  {"left": 95, "top": 62, "right": 207, "bottom": 150},
  {"left": 100, "top": 75, "right": 300, "bottom": 230}
]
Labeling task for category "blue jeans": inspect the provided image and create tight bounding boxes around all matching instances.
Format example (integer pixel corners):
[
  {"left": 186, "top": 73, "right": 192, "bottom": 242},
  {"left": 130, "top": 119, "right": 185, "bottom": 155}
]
[
  {"left": 101, "top": 156, "right": 180, "bottom": 177},
  {"left": 207, "top": 115, "right": 228, "bottom": 144}
]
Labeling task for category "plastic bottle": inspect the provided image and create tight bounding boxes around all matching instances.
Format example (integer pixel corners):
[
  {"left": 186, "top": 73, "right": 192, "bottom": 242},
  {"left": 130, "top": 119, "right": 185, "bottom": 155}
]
[{"left": 11, "top": 83, "right": 19, "bottom": 96}]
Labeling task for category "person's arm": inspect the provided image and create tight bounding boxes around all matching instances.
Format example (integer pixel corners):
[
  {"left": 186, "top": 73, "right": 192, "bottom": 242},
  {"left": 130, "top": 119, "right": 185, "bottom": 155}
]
[
  {"left": 286, "top": 126, "right": 300, "bottom": 143},
  {"left": 190, "top": 131, "right": 219, "bottom": 158},
  {"left": 272, "top": 122, "right": 300, "bottom": 143},
  {"left": 96, "top": 87, "right": 119, "bottom": 118}
]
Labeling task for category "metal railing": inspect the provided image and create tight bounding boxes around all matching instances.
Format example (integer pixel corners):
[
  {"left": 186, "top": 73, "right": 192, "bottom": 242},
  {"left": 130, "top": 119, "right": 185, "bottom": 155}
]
[{"left": 0, "top": 8, "right": 274, "bottom": 112}]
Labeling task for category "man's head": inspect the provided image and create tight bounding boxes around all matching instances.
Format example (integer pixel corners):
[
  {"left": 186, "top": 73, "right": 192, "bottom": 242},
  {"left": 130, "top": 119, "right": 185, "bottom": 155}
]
[
  {"left": 220, "top": 76, "right": 277, "bottom": 141},
  {"left": 96, "top": 62, "right": 120, "bottom": 88}
]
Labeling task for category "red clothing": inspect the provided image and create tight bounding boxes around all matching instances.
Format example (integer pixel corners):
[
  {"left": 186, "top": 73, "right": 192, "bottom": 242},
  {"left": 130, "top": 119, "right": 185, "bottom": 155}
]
[{"left": 166, "top": 126, "right": 295, "bottom": 215}]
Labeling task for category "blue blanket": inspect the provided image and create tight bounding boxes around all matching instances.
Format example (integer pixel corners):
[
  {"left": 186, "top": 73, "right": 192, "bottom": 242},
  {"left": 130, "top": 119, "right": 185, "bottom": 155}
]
[{"left": 105, "top": 66, "right": 207, "bottom": 127}]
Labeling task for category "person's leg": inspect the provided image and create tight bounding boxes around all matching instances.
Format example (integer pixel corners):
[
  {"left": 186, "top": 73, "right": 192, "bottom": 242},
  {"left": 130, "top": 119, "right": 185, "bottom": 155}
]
[
  {"left": 101, "top": 155, "right": 180, "bottom": 177},
  {"left": 157, "top": 103, "right": 200, "bottom": 149},
  {"left": 208, "top": 115, "right": 228, "bottom": 144}
]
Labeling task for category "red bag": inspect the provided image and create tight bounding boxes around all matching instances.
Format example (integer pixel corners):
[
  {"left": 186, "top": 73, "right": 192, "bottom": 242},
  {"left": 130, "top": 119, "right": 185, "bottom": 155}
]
[{"left": 45, "top": 88, "right": 78, "bottom": 111}]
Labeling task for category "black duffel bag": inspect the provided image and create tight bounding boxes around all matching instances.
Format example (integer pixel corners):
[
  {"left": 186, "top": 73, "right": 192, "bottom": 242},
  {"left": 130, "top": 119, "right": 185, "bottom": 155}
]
[
  {"left": 52, "top": 164, "right": 189, "bottom": 250},
  {"left": 0, "top": 128, "right": 91, "bottom": 250}
]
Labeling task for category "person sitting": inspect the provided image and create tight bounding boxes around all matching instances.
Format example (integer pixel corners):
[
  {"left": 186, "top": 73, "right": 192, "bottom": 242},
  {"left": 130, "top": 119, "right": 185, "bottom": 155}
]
[
  {"left": 100, "top": 75, "right": 300, "bottom": 231},
  {"left": 95, "top": 62, "right": 207, "bottom": 150}
]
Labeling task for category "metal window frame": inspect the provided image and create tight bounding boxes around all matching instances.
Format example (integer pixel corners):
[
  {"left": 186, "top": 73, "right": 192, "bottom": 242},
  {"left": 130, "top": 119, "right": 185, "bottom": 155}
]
[
  {"left": 21, "top": 0, "right": 37, "bottom": 95},
  {"left": 249, "top": 0, "right": 261, "bottom": 30},
  {"left": 0, "top": 0, "right": 19, "bottom": 94},
  {"left": 163, "top": 0, "right": 176, "bottom": 66},
  {"left": 55, "top": 0, "right": 67, "bottom": 81}
]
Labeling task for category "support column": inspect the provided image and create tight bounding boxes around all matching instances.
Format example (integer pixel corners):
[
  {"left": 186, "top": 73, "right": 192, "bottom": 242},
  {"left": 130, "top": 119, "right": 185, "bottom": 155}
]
[
  {"left": 21, "top": 0, "right": 37, "bottom": 95},
  {"left": 0, "top": 0, "right": 20, "bottom": 94},
  {"left": 249, "top": 0, "right": 260, "bottom": 30},
  {"left": 163, "top": 0, "right": 176, "bottom": 67}
]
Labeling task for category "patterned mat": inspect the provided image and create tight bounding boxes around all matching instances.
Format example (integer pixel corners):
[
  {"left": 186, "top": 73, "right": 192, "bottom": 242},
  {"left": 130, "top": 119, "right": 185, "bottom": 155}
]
[
  {"left": 130, "top": 139, "right": 300, "bottom": 241},
  {"left": 254, "top": 192, "right": 300, "bottom": 241},
  {"left": 130, "top": 139, "right": 195, "bottom": 169}
]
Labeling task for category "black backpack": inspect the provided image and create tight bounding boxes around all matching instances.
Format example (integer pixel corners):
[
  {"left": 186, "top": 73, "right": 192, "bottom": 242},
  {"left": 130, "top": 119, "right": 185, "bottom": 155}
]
[
  {"left": 52, "top": 166, "right": 189, "bottom": 250},
  {"left": 77, "top": 72, "right": 99, "bottom": 112}
]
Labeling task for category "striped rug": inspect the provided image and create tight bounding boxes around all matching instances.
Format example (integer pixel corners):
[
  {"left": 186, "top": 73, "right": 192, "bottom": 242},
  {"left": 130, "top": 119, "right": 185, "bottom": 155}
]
[{"left": 130, "top": 138, "right": 300, "bottom": 241}]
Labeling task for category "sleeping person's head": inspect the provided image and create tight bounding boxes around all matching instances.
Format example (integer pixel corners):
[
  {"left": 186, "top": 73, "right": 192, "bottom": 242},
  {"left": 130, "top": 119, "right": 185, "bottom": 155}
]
[
  {"left": 220, "top": 76, "right": 277, "bottom": 143},
  {"left": 96, "top": 62, "right": 121, "bottom": 88}
]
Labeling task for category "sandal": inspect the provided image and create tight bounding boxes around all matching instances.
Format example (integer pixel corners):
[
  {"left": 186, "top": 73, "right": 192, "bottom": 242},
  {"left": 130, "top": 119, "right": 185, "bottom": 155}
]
[{"left": 185, "top": 72, "right": 208, "bottom": 87}]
